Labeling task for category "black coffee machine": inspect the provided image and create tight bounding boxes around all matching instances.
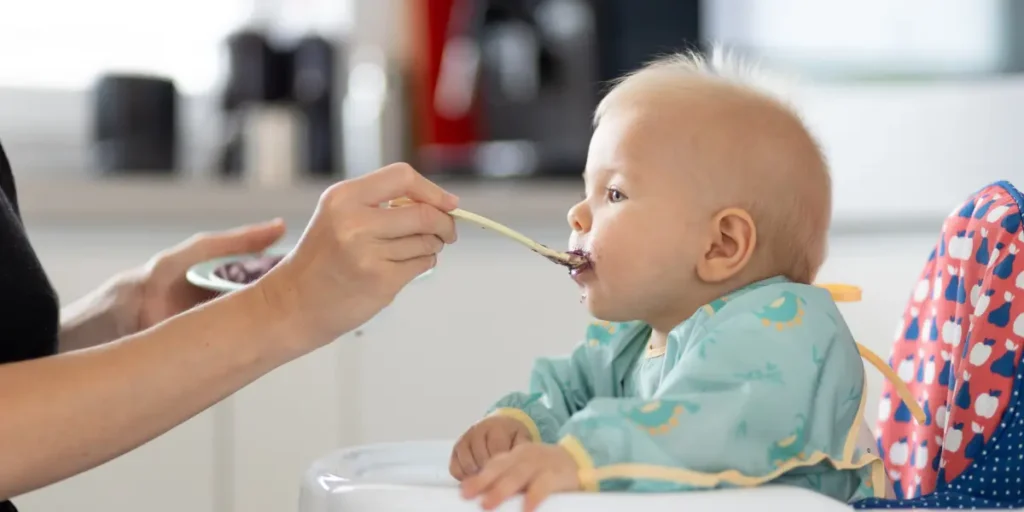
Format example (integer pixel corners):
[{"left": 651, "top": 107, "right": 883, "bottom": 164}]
[
  {"left": 431, "top": 0, "right": 701, "bottom": 178},
  {"left": 217, "top": 30, "right": 341, "bottom": 178}
]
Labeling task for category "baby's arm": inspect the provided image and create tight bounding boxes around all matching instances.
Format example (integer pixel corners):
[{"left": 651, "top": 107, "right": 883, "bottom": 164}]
[
  {"left": 554, "top": 349, "right": 770, "bottom": 492},
  {"left": 488, "top": 322, "right": 620, "bottom": 443}
]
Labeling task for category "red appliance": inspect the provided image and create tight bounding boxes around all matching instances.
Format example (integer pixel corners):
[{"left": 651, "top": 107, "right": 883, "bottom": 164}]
[{"left": 408, "top": 0, "right": 481, "bottom": 173}]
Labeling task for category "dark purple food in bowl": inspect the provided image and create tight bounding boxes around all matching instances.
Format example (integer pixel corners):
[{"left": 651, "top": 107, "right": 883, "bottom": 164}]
[{"left": 213, "top": 255, "right": 284, "bottom": 285}]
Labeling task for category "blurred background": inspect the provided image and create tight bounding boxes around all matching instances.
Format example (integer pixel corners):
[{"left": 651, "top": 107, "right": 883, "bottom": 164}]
[{"left": 4, "top": 0, "right": 1024, "bottom": 511}]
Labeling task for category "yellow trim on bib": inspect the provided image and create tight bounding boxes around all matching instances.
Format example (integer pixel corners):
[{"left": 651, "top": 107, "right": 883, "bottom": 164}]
[
  {"left": 559, "top": 436, "right": 599, "bottom": 492},
  {"left": 490, "top": 408, "right": 542, "bottom": 443},
  {"left": 817, "top": 283, "right": 862, "bottom": 302},
  {"left": 817, "top": 282, "right": 927, "bottom": 425},
  {"left": 556, "top": 383, "right": 886, "bottom": 499}
]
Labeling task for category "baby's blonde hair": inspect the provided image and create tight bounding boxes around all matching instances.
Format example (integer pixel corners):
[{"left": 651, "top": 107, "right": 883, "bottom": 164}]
[{"left": 594, "top": 46, "right": 832, "bottom": 284}]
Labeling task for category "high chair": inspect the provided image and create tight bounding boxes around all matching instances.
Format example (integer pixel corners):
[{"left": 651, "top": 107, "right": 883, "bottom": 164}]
[
  {"left": 853, "top": 181, "right": 1024, "bottom": 510},
  {"left": 297, "top": 283, "right": 928, "bottom": 512}
]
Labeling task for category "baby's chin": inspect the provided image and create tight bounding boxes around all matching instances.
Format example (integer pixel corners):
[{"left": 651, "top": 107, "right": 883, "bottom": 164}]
[{"left": 581, "top": 294, "right": 636, "bottom": 323}]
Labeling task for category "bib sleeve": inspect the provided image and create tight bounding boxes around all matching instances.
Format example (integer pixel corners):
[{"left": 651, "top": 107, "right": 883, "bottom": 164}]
[{"left": 489, "top": 321, "right": 635, "bottom": 444}]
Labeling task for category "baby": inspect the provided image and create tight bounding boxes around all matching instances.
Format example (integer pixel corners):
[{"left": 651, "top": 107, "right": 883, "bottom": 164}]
[{"left": 451, "top": 49, "right": 897, "bottom": 511}]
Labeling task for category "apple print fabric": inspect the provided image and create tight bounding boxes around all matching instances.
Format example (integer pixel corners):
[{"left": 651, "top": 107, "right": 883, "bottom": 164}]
[{"left": 855, "top": 181, "right": 1024, "bottom": 509}]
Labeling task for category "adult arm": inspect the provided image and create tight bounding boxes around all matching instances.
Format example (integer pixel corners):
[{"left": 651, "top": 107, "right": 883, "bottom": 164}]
[
  {"left": 0, "top": 163, "right": 460, "bottom": 500},
  {"left": 0, "top": 282, "right": 296, "bottom": 499}
]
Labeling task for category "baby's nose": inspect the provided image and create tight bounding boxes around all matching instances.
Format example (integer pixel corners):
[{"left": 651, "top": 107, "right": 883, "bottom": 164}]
[{"left": 567, "top": 201, "right": 591, "bottom": 233}]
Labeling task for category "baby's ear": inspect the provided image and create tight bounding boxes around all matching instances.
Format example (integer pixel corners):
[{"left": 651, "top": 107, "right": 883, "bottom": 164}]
[{"left": 696, "top": 208, "right": 757, "bottom": 283}]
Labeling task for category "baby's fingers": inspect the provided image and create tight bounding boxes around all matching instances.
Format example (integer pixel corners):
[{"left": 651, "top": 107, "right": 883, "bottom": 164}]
[
  {"left": 481, "top": 463, "right": 536, "bottom": 510},
  {"left": 470, "top": 431, "right": 493, "bottom": 470},
  {"left": 486, "top": 427, "right": 514, "bottom": 456},
  {"left": 449, "top": 453, "right": 466, "bottom": 481},
  {"left": 453, "top": 440, "right": 479, "bottom": 477},
  {"left": 462, "top": 451, "right": 513, "bottom": 499},
  {"left": 523, "top": 473, "right": 557, "bottom": 512},
  {"left": 511, "top": 428, "right": 531, "bottom": 447}
]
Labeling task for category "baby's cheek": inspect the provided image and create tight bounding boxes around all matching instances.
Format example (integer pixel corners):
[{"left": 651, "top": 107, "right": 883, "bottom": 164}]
[{"left": 589, "top": 224, "right": 632, "bottom": 256}]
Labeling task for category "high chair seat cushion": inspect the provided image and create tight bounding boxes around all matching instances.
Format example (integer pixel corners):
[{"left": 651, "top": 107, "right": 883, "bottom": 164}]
[{"left": 855, "top": 181, "right": 1024, "bottom": 509}]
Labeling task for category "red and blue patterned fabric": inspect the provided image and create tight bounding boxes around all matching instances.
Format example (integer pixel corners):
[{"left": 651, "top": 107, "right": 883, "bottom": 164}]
[{"left": 854, "top": 181, "right": 1024, "bottom": 509}]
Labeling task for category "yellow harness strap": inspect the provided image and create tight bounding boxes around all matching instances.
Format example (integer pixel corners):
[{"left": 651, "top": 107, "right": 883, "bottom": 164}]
[{"left": 817, "top": 283, "right": 927, "bottom": 425}]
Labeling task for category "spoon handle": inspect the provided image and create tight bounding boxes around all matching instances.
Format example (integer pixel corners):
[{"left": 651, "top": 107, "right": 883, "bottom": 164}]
[
  {"left": 448, "top": 208, "right": 566, "bottom": 260},
  {"left": 388, "top": 197, "right": 572, "bottom": 264}
]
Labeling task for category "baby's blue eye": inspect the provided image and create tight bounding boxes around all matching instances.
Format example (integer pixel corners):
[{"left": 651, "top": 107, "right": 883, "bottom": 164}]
[{"left": 606, "top": 187, "right": 627, "bottom": 202}]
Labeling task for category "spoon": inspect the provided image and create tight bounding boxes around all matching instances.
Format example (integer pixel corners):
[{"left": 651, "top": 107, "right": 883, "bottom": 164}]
[{"left": 388, "top": 197, "right": 588, "bottom": 269}]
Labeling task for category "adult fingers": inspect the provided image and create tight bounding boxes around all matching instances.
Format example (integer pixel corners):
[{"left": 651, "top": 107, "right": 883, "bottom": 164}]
[
  {"left": 345, "top": 163, "right": 459, "bottom": 211},
  {"left": 393, "top": 254, "right": 438, "bottom": 284},
  {"left": 157, "top": 218, "right": 287, "bottom": 271},
  {"left": 383, "top": 234, "right": 444, "bottom": 262},
  {"left": 373, "top": 202, "right": 457, "bottom": 242}
]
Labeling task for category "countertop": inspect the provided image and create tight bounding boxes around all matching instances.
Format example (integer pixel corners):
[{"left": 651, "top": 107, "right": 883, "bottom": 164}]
[
  {"left": 15, "top": 176, "right": 951, "bottom": 234},
  {"left": 16, "top": 176, "right": 575, "bottom": 226}
]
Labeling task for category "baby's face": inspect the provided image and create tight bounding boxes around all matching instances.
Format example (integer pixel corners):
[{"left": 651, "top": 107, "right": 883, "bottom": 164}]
[{"left": 567, "top": 106, "right": 708, "bottom": 326}]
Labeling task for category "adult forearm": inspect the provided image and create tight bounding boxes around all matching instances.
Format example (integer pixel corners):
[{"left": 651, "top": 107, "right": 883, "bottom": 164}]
[{"left": 0, "top": 284, "right": 302, "bottom": 500}]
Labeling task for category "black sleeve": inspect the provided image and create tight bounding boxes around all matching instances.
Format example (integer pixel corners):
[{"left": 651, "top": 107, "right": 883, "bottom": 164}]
[
  {"left": 0, "top": 138, "right": 20, "bottom": 219},
  {"left": 0, "top": 141, "right": 61, "bottom": 512},
  {"left": 0, "top": 137, "right": 60, "bottom": 365}
]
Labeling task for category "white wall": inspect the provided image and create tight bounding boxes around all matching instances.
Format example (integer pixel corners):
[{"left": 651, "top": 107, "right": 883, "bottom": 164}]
[{"left": 704, "top": 0, "right": 1008, "bottom": 75}]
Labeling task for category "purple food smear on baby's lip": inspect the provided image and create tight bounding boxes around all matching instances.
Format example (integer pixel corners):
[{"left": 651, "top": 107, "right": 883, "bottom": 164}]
[
  {"left": 566, "top": 249, "right": 592, "bottom": 276},
  {"left": 536, "top": 243, "right": 591, "bottom": 271}
]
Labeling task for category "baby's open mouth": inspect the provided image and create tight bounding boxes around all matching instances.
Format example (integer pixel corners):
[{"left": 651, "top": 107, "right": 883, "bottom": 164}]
[{"left": 566, "top": 249, "right": 592, "bottom": 276}]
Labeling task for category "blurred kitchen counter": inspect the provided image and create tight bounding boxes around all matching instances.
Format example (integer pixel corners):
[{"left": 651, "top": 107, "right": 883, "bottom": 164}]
[
  {"left": 15, "top": 176, "right": 579, "bottom": 227},
  {"left": 15, "top": 176, "right": 952, "bottom": 234}
]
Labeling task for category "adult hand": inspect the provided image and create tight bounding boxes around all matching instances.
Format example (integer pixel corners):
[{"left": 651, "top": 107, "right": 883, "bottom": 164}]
[
  {"left": 134, "top": 219, "right": 289, "bottom": 331},
  {"left": 58, "top": 218, "right": 288, "bottom": 352},
  {"left": 259, "top": 162, "right": 459, "bottom": 348}
]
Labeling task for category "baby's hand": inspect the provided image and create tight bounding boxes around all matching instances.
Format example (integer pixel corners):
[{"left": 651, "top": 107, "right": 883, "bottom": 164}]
[
  {"left": 460, "top": 443, "right": 581, "bottom": 512},
  {"left": 449, "top": 415, "right": 532, "bottom": 481}
]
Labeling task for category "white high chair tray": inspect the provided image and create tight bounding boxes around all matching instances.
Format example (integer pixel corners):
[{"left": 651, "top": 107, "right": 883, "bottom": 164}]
[{"left": 298, "top": 440, "right": 856, "bottom": 512}]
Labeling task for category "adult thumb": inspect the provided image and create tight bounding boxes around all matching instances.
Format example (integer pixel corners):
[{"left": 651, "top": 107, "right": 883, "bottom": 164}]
[{"left": 188, "top": 218, "right": 287, "bottom": 262}]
